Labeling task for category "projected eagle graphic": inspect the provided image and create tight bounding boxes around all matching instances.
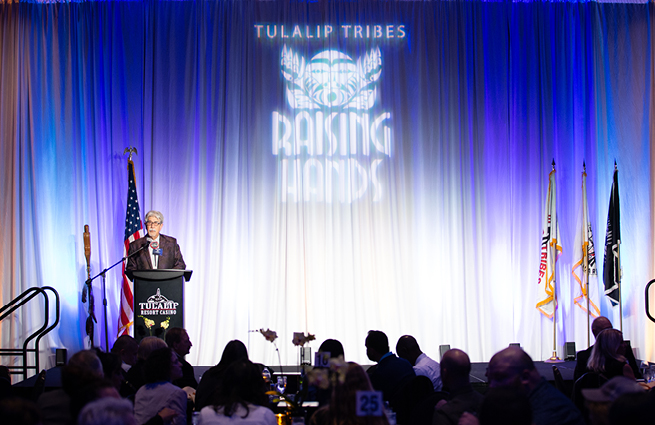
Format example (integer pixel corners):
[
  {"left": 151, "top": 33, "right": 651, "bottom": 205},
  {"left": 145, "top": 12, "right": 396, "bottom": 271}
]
[{"left": 281, "top": 46, "right": 382, "bottom": 110}]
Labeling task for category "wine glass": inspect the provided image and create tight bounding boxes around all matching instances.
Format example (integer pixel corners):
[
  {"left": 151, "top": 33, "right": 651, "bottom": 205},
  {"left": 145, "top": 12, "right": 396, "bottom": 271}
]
[{"left": 276, "top": 376, "right": 287, "bottom": 394}]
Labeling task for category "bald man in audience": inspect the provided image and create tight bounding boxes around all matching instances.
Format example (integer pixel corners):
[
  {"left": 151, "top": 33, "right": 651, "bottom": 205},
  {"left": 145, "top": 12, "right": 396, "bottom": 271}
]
[
  {"left": 486, "top": 346, "right": 584, "bottom": 425},
  {"left": 574, "top": 316, "right": 642, "bottom": 381},
  {"left": 432, "top": 349, "right": 483, "bottom": 425},
  {"left": 397, "top": 335, "right": 442, "bottom": 391}
]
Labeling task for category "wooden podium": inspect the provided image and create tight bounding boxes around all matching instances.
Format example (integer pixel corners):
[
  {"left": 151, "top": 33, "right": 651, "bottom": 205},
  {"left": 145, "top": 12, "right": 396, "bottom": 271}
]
[{"left": 126, "top": 269, "right": 192, "bottom": 342}]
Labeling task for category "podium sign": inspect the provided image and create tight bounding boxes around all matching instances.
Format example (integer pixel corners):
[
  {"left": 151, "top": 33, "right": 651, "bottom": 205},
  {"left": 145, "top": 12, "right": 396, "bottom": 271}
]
[{"left": 127, "top": 269, "right": 192, "bottom": 342}]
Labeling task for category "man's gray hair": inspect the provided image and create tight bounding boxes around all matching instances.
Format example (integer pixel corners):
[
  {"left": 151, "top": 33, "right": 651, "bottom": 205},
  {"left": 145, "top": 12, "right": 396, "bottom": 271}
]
[
  {"left": 77, "top": 397, "right": 136, "bottom": 425},
  {"left": 145, "top": 210, "right": 164, "bottom": 224},
  {"left": 68, "top": 349, "right": 103, "bottom": 379}
]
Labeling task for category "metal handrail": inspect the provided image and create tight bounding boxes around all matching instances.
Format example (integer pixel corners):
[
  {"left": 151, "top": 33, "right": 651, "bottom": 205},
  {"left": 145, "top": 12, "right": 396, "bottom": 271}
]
[
  {"left": 646, "top": 279, "right": 655, "bottom": 324},
  {"left": 0, "top": 286, "right": 60, "bottom": 380}
]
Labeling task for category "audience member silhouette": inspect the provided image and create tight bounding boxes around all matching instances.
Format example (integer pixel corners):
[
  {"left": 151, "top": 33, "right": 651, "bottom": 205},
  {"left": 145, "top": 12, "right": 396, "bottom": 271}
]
[
  {"left": 28, "top": 332, "right": 652, "bottom": 425},
  {"left": 309, "top": 362, "right": 390, "bottom": 425},
  {"left": 486, "top": 346, "right": 584, "bottom": 425},
  {"left": 318, "top": 339, "right": 345, "bottom": 360},
  {"left": 37, "top": 349, "right": 104, "bottom": 425},
  {"left": 474, "top": 387, "right": 532, "bottom": 425},
  {"left": 581, "top": 376, "right": 645, "bottom": 425},
  {"left": 608, "top": 387, "right": 654, "bottom": 425},
  {"left": 195, "top": 340, "right": 250, "bottom": 411},
  {"left": 134, "top": 347, "right": 187, "bottom": 425},
  {"left": 198, "top": 359, "right": 276, "bottom": 425},
  {"left": 573, "top": 316, "right": 641, "bottom": 381},
  {"left": 126, "top": 336, "right": 168, "bottom": 391},
  {"left": 586, "top": 329, "right": 635, "bottom": 380},
  {"left": 93, "top": 349, "right": 124, "bottom": 391},
  {"left": 432, "top": 349, "right": 482, "bottom": 425},
  {"left": 396, "top": 335, "right": 442, "bottom": 391},
  {"left": 0, "top": 365, "right": 11, "bottom": 400},
  {"left": 310, "top": 338, "right": 346, "bottom": 406},
  {"left": 365, "top": 330, "right": 415, "bottom": 410},
  {"left": 166, "top": 327, "right": 198, "bottom": 389},
  {"left": 68, "top": 375, "right": 121, "bottom": 423},
  {"left": 111, "top": 335, "right": 139, "bottom": 372},
  {"left": 0, "top": 396, "right": 42, "bottom": 425}
]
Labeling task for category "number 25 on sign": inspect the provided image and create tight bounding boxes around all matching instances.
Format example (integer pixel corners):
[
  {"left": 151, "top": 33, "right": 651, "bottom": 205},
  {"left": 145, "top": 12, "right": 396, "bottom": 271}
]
[{"left": 356, "top": 391, "right": 383, "bottom": 416}]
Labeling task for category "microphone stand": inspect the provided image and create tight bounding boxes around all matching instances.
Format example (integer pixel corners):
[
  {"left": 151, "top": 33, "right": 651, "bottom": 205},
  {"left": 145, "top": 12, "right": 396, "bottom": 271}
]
[{"left": 85, "top": 244, "right": 148, "bottom": 350}]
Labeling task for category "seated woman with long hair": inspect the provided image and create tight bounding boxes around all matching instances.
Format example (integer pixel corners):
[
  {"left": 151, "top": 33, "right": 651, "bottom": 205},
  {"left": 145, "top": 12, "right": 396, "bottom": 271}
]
[
  {"left": 310, "top": 362, "right": 390, "bottom": 425},
  {"left": 587, "top": 329, "right": 635, "bottom": 380},
  {"left": 195, "top": 340, "right": 250, "bottom": 411},
  {"left": 199, "top": 359, "right": 276, "bottom": 424},
  {"left": 134, "top": 347, "right": 187, "bottom": 425}
]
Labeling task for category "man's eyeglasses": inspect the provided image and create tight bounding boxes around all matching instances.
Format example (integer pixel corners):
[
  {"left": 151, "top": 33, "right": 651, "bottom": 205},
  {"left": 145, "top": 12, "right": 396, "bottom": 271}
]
[{"left": 145, "top": 221, "right": 161, "bottom": 227}]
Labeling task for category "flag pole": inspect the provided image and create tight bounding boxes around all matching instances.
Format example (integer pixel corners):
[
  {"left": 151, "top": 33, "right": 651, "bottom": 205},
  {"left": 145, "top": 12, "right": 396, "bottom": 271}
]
[
  {"left": 615, "top": 162, "right": 623, "bottom": 332},
  {"left": 586, "top": 262, "right": 591, "bottom": 347},
  {"left": 547, "top": 160, "right": 562, "bottom": 362},
  {"left": 583, "top": 162, "right": 591, "bottom": 348},
  {"left": 118, "top": 147, "right": 142, "bottom": 337}
]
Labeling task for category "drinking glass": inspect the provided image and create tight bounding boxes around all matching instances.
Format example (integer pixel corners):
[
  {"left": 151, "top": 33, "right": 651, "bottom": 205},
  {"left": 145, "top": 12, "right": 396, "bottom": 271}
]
[{"left": 277, "top": 376, "right": 287, "bottom": 394}]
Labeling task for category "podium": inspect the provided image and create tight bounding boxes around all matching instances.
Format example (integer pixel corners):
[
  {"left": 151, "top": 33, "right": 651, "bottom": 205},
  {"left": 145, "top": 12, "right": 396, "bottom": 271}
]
[{"left": 126, "top": 269, "right": 192, "bottom": 342}]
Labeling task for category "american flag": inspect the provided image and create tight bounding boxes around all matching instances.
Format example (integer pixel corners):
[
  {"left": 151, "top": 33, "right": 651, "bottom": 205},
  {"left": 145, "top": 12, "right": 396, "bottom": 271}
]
[{"left": 118, "top": 159, "right": 144, "bottom": 336}]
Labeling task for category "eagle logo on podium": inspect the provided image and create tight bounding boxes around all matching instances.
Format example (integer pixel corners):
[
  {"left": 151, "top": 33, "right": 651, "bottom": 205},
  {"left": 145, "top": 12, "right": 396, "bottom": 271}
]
[
  {"left": 147, "top": 288, "right": 169, "bottom": 304},
  {"left": 281, "top": 46, "right": 382, "bottom": 110}
]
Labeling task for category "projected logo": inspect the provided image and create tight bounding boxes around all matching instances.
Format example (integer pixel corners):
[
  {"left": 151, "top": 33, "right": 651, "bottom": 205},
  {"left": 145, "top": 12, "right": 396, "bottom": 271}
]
[
  {"left": 273, "top": 46, "right": 392, "bottom": 203},
  {"left": 281, "top": 46, "right": 382, "bottom": 109}
]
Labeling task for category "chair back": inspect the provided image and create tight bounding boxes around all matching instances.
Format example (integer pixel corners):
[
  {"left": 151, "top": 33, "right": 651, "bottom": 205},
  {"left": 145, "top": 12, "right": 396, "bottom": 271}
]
[
  {"left": 571, "top": 372, "right": 607, "bottom": 412},
  {"left": 551, "top": 365, "right": 569, "bottom": 398},
  {"left": 393, "top": 375, "right": 434, "bottom": 425}
]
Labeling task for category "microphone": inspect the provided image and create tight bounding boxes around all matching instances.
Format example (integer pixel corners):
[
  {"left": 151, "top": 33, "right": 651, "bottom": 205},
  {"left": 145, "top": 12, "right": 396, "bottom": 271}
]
[{"left": 149, "top": 240, "right": 162, "bottom": 269}]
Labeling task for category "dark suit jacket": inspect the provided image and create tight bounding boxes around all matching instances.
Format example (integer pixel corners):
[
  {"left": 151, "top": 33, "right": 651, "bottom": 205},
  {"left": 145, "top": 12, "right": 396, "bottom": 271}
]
[
  {"left": 172, "top": 353, "right": 198, "bottom": 389},
  {"left": 368, "top": 353, "right": 416, "bottom": 405},
  {"left": 574, "top": 342, "right": 642, "bottom": 381},
  {"left": 126, "top": 234, "right": 186, "bottom": 271}
]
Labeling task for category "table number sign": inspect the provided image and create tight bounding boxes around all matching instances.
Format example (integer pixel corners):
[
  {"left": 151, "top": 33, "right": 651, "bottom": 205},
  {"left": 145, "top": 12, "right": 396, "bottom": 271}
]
[
  {"left": 356, "top": 390, "right": 383, "bottom": 416},
  {"left": 315, "top": 351, "right": 330, "bottom": 367}
]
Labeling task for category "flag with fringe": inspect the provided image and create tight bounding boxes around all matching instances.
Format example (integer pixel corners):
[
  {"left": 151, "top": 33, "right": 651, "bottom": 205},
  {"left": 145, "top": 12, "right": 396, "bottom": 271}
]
[
  {"left": 572, "top": 169, "right": 600, "bottom": 317},
  {"left": 537, "top": 169, "right": 562, "bottom": 318}
]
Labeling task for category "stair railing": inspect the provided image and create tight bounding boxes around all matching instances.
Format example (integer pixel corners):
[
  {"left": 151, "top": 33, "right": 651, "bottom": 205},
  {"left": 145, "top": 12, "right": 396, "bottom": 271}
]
[
  {"left": 646, "top": 279, "right": 655, "bottom": 324},
  {"left": 0, "top": 286, "right": 60, "bottom": 381}
]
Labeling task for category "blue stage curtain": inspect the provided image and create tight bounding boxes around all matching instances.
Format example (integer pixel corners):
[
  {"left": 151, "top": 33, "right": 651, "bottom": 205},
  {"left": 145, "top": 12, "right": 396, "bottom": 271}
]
[{"left": 0, "top": 0, "right": 653, "bottom": 372}]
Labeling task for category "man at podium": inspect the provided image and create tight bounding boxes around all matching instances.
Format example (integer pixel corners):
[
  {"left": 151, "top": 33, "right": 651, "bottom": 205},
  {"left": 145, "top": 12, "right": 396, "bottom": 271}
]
[{"left": 126, "top": 210, "right": 186, "bottom": 270}]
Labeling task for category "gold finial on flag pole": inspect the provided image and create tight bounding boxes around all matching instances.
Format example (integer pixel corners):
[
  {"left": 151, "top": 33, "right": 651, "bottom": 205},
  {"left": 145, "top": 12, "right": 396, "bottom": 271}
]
[
  {"left": 552, "top": 159, "right": 555, "bottom": 171},
  {"left": 583, "top": 161, "right": 586, "bottom": 174},
  {"left": 123, "top": 147, "right": 138, "bottom": 161}
]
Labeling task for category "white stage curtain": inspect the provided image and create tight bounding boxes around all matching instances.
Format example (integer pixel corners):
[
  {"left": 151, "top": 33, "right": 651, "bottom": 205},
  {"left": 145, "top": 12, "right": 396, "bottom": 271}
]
[{"left": 1, "top": 0, "right": 654, "bottom": 375}]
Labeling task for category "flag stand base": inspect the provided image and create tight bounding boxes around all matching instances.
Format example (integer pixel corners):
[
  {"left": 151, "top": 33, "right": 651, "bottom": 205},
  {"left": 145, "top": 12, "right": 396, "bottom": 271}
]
[{"left": 545, "top": 351, "right": 564, "bottom": 363}]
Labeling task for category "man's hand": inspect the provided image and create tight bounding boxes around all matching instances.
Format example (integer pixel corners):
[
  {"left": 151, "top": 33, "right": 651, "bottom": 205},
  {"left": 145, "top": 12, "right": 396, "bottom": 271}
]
[
  {"left": 458, "top": 412, "right": 480, "bottom": 425},
  {"left": 157, "top": 407, "right": 179, "bottom": 424}
]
